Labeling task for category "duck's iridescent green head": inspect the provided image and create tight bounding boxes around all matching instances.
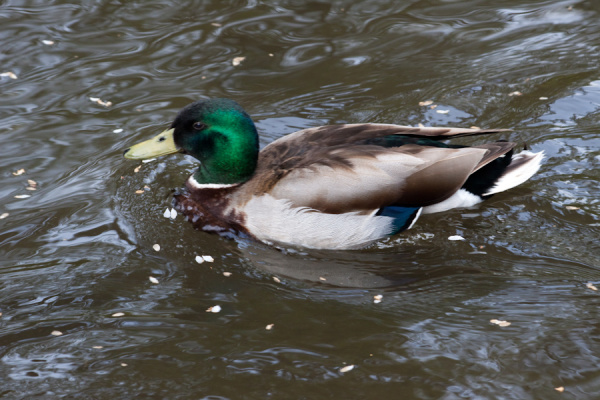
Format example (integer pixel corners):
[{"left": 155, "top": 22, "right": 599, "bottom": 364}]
[{"left": 124, "top": 98, "right": 259, "bottom": 185}]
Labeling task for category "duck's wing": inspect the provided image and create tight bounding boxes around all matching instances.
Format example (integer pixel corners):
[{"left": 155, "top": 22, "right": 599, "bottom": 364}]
[{"left": 247, "top": 124, "right": 514, "bottom": 213}]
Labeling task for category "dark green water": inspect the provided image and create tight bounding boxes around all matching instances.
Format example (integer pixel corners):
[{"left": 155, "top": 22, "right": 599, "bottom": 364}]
[{"left": 1, "top": 1, "right": 599, "bottom": 398}]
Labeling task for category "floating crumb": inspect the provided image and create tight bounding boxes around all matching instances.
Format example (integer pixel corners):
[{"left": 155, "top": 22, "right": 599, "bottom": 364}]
[
  {"left": 319, "top": 276, "right": 326, "bottom": 281},
  {"left": 206, "top": 305, "right": 221, "bottom": 313},
  {"left": 470, "top": 126, "right": 480, "bottom": 130},
  {"left": 448, "top": 235, "right": 465, "bottom": 241},
  {"left": 223, "top": 272, "right": 232, "bottom": 277},
  {"left": 170, "top": 208, "right": 177, "bottom": 219},
  {"left": 42, "top": 40, "right": 55, "bottom": 45},
  {"left": 14, "top": 194, "right": 31, "bottom": 199},
  {"left": 149, "top": 276, "right": 159, "bottom": 284},
  {"left": 134, "top": 165, "right": 141, "bottom": 173},
  {"left": 268, "top": 53, "right": 274, "bottom": 57},
  {"left": 566, "top": 206, "right": 580, "bottom": 210},
  {"left": 490, "top": 319, "right": 511, "bottom": 327},
  {"left": 211, "top": 22, "right": 222, "bottom": 27},
  {"left": 586, "top": 283, "right": 598, "bottom": 291},
  {"left": 539, "top": 96, "right": 549, "bottom": 100},
  {"left": 163, "top": 208, "right": 171, "bottom": 218},
  {"left": 89, "top": 97, "right": 112, "bottom": 107},
  {"left": 195, "top": 255, "right": 204, "bottom": 264},
  {"left": 141, "top": 158, "right": 156, "bottom": 163},
  {"left": 121, "top": 363, "right": 128, "bottom": 367},
  {"left": 436, "top": 109, "right": 449, "bottom": 114},
  {"left": 555, "top": 386, "right": 565, "bottom": 392},
  {"left": 429, "top": 104, "right": 438, "bottom": 110},
  {"left": 27, "top": 179, "right": 37, "bottom": 186},
  {"left": 92, "top": 345, "right": 103, "bottom": 349},
  {"left": 12, "top": 168, "right": 25, "bottom": 176},
  {"left": 373, "top": 294, "right": 383, "bottom": 304},
  {"left": 266, "top": 324, "right": 274, "bottom": 330},
  {"left": 232, "top": 56, "right": 246, "bottom": 66},
  {"left": 0, "top": 213, "right": 7, "bottom": 219},
  {"left": 273, "top": 277, "right": 281, "bottom": 283},
  {"left": 419, "top": 100, "right": 433, "bottom": 106},
  {"left": 135, "top": 189, "right": 144, "bottom": 194},
  {"left": 152, "top": 244, "right": 160, "bottom": 252},
  {"left": 340, "top": 365, "right": 355, "bottom": 373},
  {"left": 113, "top": 128, "right": 123, "bottom": 133},
  {"left": 508, "top": 91, "right": 523, "bottom": 96},
  {"left": 1, "top": 71, "right": 18, "bottom": 79},
  {"left": 202, "top": 255, "right": 214, "bottom": 263},
  {"left": 112, "top": 312, "right": 125, "bottom": 317},
  {"left": 51, "top": 330, "right": 63, "bottom": 336}
]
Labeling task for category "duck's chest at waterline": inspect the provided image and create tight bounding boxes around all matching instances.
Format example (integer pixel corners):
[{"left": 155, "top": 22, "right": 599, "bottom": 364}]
[{"left": 173, "top": 186, "right": 248, "bottom": 236}]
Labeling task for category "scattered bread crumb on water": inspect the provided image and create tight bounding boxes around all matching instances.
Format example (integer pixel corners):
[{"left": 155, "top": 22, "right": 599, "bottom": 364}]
[
  {"left": 586, "top": 283, "right": 598, "bottom": 291},
  {"left": 112, "top": 312, "right": 125, "bottom": 317},
  {"left": 273, "top": 277, "right": 281, "bottom": 283},
  {"left": 266, "top": 324, "right": 274, "bottom": 330},
  {"left": 0, "top": 213, "right": 8, "bottom": 220},
  {"left": 223, "top": 272, "right": 232, "bottom": 277},
  {"left": 51, "top": 330, "right": 63, "bottom": 336},
  {"left": 448, "top": 235, "right": 465, "bottom": 241},
  {"left": 152, "top": 244, "right": 160, "bottom": 252},
  {"left": 149, "top": 276, "right": 159, "bottom": 284},
  {"left": 490, "top": 319, "right": 511, "bottom": 327},
  {"left": 1, "top": 72, "right": 18, "bottom": 79},
  {"left": 373, "top": 294, "right": 383, "bottom": 304},
  {"left": 339, "top": 365, "right": 355, "bottom": 373},
  {"left": 206, "top": 305, "right": 221, "bottom": 313},
  {"left": 89, "top": 97, "right": 112, "bottom": 107},
  {"left": 555, "top": 386, "right": 565, "bottom": 392},
  {"left": 12, "top": 168, "right": 25, "bottom": 176},
  {"left": 419, "top": 100, "right": 433, "bottom": 106},
  {"left": 232, "top": 56, "right": 246, "bottom": 66}
]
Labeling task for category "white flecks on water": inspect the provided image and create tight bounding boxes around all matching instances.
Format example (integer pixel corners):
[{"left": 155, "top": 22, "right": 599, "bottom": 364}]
[
  {"left": 1, "top": 71, "right": 18, "bottom": 79},
  {"left": 265, "top": 324, "right": 274, "bottom": 330},
  {"left": 339, "top": 365, "right": 355, "bottom": 373},
  {"left": 448, "top": 235, "right": 465, "bottom": 241},
  {"left": 149, "top": 276, "right": 159, "bottom": 284},
  {"left": 490, "top": 319, "right": 511, "bottom": 327},
  {"left": 163, "top": 208, "right": 171, "bottom": 218},
  {"left": 113, "top": 128, "right": 124, "bottom": 133},
  {"left": 0, "top": 213, "right": 8, "bottom": 220},
  {"left": 195, "top": 256, "right": 204, "bottom": 264},
  {"left": 206, "top": 305, "right": 221, "bottom": 313},
  {"left": 169, "top": 208, "right": 177, "bottom": 219},
  {"left": 51, "top": 330, "right": 63, "bottom": 336},
  {"left": 89, "top": 97, "right": 112, "bottom": 107},
  {"left": 152, "top": 244, "right": 160, "bottom": 252},
  {"left": 373, "top": 294, "right": 383, "bottom": 304},
  {"left": 111, "top": 312, "right": 125, "bottom": 317},
  {"left": 202, "top": 255, "right": 214, "bottom": 262},
  {"left": 232, "top": 56, "right": 245, "bottom": 66}
]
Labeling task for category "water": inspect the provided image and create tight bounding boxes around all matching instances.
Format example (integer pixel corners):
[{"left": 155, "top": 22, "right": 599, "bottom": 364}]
[{"left": 1, "top": 0, "right": 599, "bottom": 398}]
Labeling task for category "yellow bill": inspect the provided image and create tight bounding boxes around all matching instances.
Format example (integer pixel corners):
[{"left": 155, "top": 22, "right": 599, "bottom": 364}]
[{"left": 123, "top": 128, "right": 178, "bottom": 160}]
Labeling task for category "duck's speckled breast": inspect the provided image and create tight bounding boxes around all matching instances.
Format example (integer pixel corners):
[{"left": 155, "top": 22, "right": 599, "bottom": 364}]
[{"left": 173, "top": 183, "right": 250, "bottom": 237}]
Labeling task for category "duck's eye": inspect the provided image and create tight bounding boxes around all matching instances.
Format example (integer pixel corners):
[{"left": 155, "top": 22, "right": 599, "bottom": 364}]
[
  {"left": 158, "top": 136, "right": 166, "bottom": 142},
  {"left": 193, "top": 122, "right": 206, "bottom": 131}
]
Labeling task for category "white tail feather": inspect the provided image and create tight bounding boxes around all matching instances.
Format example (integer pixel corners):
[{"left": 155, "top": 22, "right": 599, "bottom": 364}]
[{"left": 483, "top": 150, "right": 544, "bottom": 196}]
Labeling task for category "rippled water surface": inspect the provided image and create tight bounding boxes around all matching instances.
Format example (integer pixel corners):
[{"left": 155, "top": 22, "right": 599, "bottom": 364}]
[{"left": 1, "top": 1, "right": 600, "bottom": 398}]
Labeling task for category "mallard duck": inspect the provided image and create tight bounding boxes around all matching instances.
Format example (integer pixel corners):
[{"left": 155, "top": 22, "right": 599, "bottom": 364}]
[{"left": 124, "top": 98, "right": 543, "bottom": 250}]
